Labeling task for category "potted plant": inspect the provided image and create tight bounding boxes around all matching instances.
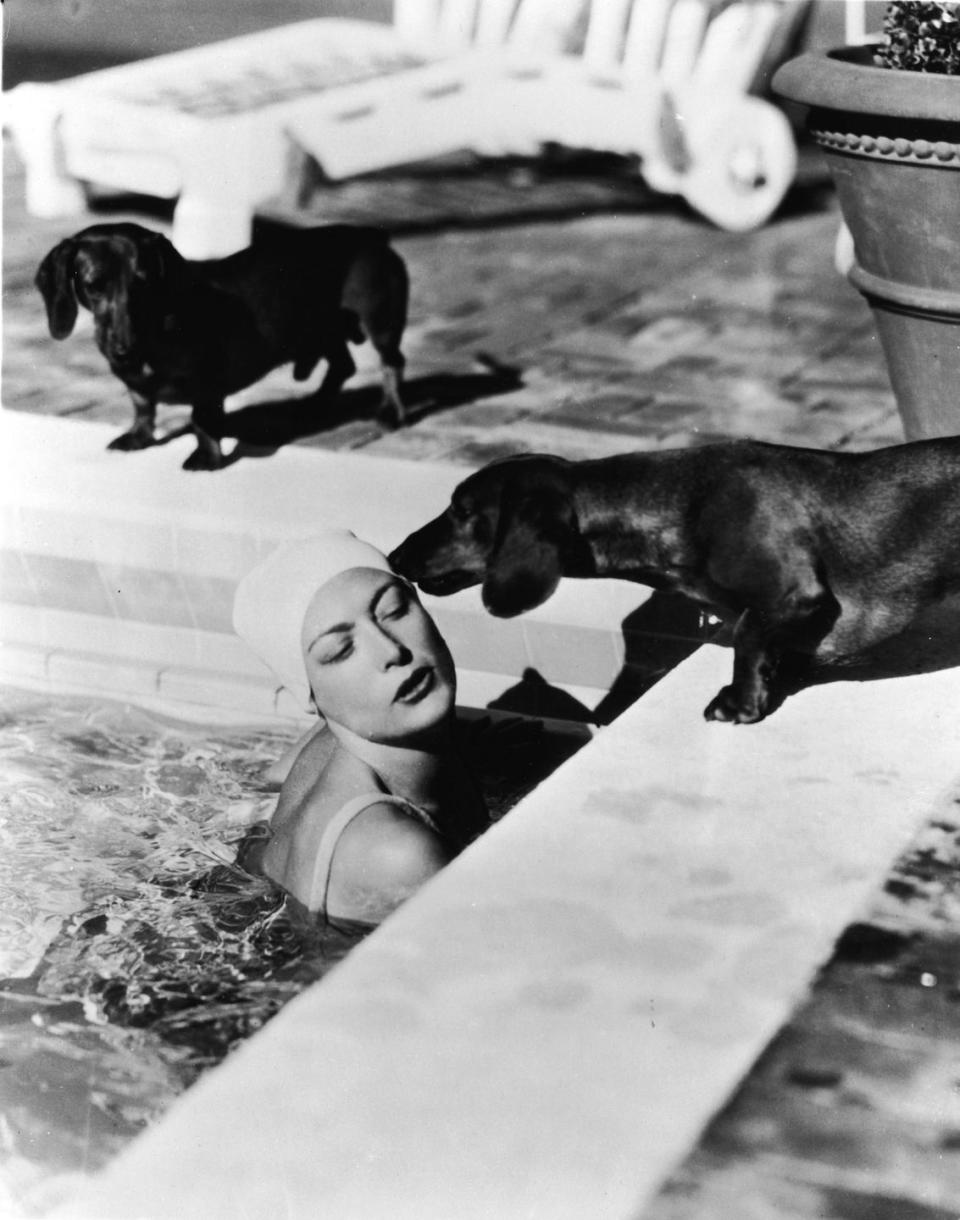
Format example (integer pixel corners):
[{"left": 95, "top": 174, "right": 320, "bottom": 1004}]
[{"left": 773, "top": 2, "right": 960, "bottom": 440}]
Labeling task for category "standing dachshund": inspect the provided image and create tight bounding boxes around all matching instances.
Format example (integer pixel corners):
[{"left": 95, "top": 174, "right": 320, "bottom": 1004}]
[
  {"left": 36, "top": 222, "right": 409, "bottom": 470},
  {"left": 390, "top": 441, "right": 960, "bottom": 723}
]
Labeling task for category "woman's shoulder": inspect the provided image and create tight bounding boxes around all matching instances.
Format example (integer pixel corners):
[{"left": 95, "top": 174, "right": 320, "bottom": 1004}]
[
  {"left": 268, "top": 785, "right": 449, "bottom": 921},
  {"left": 337, "top": 797, "right": 447, "bottom": 860},
  {"left": 265, "top": 748, "right": 373, "bottom": 892},
  {"left": 327, "top": 799, "right": 452, "bottom": 923}
]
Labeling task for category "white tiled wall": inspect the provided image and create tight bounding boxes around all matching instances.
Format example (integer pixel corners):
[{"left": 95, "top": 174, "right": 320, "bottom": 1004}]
[{"left": 0, "top": 412, "right": 660, "bottom": 720}]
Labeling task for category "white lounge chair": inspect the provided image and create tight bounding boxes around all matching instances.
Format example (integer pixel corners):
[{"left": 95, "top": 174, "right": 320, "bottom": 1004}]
[
  {"left": 289, "top": 0, "right": 805, "bottom": 235},
  {"left": 253, "top": 0, "right": 805, "bottom": 234},
  {"left": 5, "top": 0, "right": 804, "bottom": 257},
  {"left": 497, "top": 0, "right": 806, "bottom": 232},
  {"left": 4, "top": 0, "right": 543, "bottom": 257}
]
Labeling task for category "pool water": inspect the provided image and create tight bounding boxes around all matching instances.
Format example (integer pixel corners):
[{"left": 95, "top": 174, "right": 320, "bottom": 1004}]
[{"left": 0, "top": 686, "right": 584, "bottom": 1215}]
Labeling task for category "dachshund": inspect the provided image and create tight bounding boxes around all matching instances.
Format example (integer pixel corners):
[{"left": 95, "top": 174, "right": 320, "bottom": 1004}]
[
  {"left": 390, "top": 440, "right": 960, "bottom": 724},
  {"left": 35, "top": 221, "right": 409, "bottom": 470}
]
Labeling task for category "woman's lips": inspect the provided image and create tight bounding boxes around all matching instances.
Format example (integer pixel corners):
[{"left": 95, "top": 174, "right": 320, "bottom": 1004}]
[{"left": 394, "top": 666, "right": 435, "bottom": 704}]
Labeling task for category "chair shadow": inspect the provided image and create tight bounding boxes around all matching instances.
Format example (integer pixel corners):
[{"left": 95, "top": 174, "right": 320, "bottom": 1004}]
[
  {"left": 86, "top": 145, "right": 836, "bottom": 247},
  {"left": 218, "top": 358, "right": 524, "bottom": 460},
  {"left": 256, "top": 147, "right": 663, "bottom": 239}
]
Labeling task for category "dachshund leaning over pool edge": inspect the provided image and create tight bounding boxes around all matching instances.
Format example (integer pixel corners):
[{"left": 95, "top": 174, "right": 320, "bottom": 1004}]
[{"left": 390, "top": 438, "right": 960, "bottom": 724}]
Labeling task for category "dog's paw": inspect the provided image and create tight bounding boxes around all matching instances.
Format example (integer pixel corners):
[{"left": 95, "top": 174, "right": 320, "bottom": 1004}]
[
  {"left": 107, "top": 429, "right": 154, "bottom": 452},
  {"left": 376, "top": 403, "right": 405, "bottom": 432},
  {"left": 182, "top": 447, "right": 223, "bottom": 472},
  {"left": 703, "top": 685, "right": 767, "bottom": 725}
]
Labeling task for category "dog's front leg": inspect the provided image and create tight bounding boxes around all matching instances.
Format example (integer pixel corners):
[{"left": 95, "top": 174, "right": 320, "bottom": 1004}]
[
  {"left": 703, "top": 581, "right": 839, "bottom": 724},
  {"left": 377, "top": 363, "right": 406, "bottom": 430},
  {"left": 184, "top": 397, "right": 227, "bottom": 471},
  {"left": 108, "top": 391, "right": 157, "bottom": 452},
  {"left": 703, "top": 608, "right": 779, "bottom": 724},
  {"left": 316, "top": 337, "right": 356, "bottom": 402}
]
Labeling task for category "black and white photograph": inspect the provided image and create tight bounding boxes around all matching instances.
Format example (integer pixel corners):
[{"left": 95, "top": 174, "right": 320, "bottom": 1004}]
[{"left": 2, "top": 1, "right": 960, "bottom": 1217}]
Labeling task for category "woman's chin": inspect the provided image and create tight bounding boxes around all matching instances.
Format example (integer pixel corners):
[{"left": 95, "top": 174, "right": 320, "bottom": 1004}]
[{"left": 392, "top": 683, "right": 456, "bottom": 742}]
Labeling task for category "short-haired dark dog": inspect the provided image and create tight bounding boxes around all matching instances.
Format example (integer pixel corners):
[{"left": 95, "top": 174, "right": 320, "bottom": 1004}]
[
  {"left": 36, "top": 221, "right": 409, "bottom": 470},
  {"left": 390, "top": 440, "right": 960, "bottom": 723}
]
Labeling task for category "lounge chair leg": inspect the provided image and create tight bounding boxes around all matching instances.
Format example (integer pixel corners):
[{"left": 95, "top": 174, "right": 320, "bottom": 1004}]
[
  {"left": 6, "top": 86, "right": 86, "bottom": 217},
  {"left": 173, "top": 194, "right": 255, "bottom": 259}
]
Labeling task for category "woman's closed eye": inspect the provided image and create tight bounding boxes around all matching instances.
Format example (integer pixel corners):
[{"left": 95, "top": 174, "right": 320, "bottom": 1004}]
[
  {"left": 316, "top": 634, "right": 353, "bottom": 664},
  {"left": 375, "top": 584, "right": 410, "bottom": 622}
]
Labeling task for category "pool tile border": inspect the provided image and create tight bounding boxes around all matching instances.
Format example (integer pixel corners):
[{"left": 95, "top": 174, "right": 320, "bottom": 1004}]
[{"left": 0, "top": 412, "right": 663, "bottom": 722}]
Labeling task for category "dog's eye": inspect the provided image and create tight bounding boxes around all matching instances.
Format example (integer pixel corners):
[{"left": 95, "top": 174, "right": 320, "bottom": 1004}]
[{"left": 471, "top": 516, "right": 492, "bottom": 545}]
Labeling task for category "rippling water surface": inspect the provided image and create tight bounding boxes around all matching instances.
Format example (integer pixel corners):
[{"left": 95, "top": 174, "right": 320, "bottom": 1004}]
[{"left": 0, "top": 686, "right": 582, "bottom": 1214}]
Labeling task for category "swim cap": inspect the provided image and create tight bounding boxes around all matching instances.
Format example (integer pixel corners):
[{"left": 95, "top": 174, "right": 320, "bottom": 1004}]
[{"left": 232, "top": 531, "right": 393, "bottom": 711}]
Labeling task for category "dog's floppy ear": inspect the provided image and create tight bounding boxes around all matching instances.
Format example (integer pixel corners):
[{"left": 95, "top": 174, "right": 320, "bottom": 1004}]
[
  {"left": 35, "top": 238, "right": 79, "bottom": 339},
  {"left": 482, "top": 482, "right": 574, "bottom": 618}
]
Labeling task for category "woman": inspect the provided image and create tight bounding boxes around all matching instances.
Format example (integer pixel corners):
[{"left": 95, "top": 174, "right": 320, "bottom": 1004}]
[{"left": 233, "top": 531, "right": 488, "bottom": 926}]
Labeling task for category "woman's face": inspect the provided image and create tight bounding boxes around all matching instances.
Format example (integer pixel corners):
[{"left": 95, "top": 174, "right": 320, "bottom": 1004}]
[{"left": 301, "top": 568, "right": 456, "bottom": 744}]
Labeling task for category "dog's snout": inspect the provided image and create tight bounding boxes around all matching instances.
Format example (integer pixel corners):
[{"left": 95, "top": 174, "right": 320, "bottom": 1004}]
[
  {"left": 387, "top": 540, "right": 411, "bottom": 575},
  {"left": 391, "top": 518, "right": 438, "bottom": 572},
  {"left": 101, "top": 309, "right": 138, "bottom": 364},
  {"left": 389, "top": 512, "right": 488, "bottom": 600},
  {"left": 105, "top": 342, "right": 138, "bottom": 370}
]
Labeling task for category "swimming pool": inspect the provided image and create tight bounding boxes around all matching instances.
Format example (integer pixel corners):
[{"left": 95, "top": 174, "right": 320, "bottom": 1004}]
[{"left": 0, "top": 684, "right": 585, "bottom": 1215}]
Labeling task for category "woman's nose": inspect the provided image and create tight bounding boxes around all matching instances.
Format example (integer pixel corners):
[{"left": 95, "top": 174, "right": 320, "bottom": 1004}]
[{"left": 372, "top": 624, "right": 411, "bottom": 668}]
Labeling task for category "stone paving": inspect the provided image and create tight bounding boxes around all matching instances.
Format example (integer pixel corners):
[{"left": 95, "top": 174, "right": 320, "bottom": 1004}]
[
  {"left": 3, "top": 143, "right": 902, "bottom": 465},
  {"left": 5, "top": 132, "right": 957, "bottom": 1220},
  {"left": 649, "top": 805, "right": 960, "bottom": 1220}
]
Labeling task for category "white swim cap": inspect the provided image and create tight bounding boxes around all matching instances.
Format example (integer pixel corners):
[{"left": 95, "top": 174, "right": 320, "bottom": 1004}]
[{"left": 232, "top": 531, "right": 393, "bottom": 711}]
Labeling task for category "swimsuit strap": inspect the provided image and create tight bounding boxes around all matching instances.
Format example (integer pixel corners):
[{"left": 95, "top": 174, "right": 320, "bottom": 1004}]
[{"left": 309, "top": 792, "right": 439, "bottom": 915}]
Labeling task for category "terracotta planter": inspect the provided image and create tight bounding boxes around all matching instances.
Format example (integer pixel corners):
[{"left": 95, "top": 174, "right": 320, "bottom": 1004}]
[{"left": 773, "top": 47, "right": 960, "bottom": 440}]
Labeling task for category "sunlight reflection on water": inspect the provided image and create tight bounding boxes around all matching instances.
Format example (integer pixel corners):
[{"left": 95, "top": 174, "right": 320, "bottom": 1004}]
[{"left": 0, "top": 685, "right": 582, "bottom": 1213}]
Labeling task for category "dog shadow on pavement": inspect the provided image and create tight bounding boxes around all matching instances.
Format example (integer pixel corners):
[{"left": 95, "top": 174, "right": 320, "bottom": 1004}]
[
  {"left": 220, "top": 357, "right": 523, "bottom": 462},
  {"left": 484, "top": 593, "right": 711, "bottom": 728}
]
